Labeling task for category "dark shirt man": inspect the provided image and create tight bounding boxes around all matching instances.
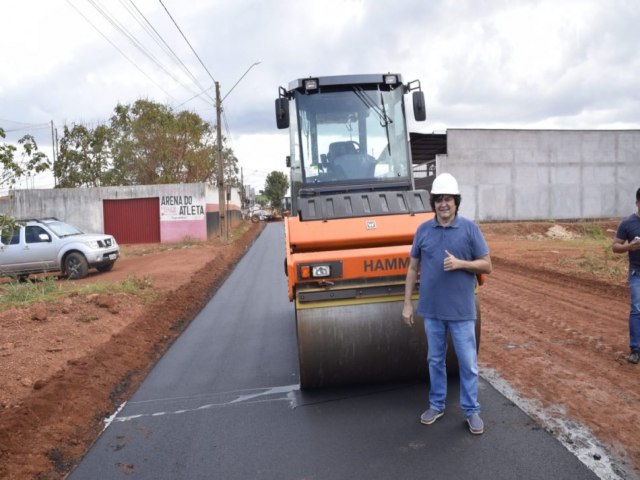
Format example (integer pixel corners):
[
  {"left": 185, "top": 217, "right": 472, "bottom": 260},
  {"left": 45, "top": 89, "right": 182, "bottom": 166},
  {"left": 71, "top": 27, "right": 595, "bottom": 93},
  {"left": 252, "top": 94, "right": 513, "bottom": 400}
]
[{"left": 612, "top": 187, "right": 640, "bottom": 364}]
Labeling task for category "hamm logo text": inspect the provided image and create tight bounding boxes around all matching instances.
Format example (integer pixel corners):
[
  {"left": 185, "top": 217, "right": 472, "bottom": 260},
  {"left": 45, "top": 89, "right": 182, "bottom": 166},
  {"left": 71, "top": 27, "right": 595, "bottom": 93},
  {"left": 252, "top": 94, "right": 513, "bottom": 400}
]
[{"left": 363, "top": 257, "right": 410, "bottom": 272}]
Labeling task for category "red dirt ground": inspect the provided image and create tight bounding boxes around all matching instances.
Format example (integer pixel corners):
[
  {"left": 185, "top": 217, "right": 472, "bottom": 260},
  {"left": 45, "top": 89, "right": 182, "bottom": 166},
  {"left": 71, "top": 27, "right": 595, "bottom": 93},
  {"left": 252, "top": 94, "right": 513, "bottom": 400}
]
[{"left": 1, "top": 219, "right": 639, "bottom": 479}]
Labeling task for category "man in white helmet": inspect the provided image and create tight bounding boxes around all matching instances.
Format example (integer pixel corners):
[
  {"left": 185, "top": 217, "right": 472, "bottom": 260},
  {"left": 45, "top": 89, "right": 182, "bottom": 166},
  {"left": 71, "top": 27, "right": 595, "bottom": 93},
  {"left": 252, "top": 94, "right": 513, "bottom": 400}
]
[{"left": 402, "top": 172, "right": 492, "bottom": 435}]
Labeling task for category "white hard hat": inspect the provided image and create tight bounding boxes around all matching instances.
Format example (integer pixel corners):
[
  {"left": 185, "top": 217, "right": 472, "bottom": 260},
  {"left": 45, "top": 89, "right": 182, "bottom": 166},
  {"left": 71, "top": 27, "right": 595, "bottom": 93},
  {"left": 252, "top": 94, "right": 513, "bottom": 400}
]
[{"left": 430, "top": 172, "right": 460, "bottom": 195}]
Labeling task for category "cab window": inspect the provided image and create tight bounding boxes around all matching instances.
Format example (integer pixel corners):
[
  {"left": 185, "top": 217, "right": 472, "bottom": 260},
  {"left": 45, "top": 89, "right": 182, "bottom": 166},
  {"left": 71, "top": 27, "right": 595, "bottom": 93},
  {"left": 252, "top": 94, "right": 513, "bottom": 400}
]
[
  {"left": 1, "top": 227, "right": 20, "bottom": 245},
  {"left": 25, "top": 226, "right": 50, "bottom": 244}
]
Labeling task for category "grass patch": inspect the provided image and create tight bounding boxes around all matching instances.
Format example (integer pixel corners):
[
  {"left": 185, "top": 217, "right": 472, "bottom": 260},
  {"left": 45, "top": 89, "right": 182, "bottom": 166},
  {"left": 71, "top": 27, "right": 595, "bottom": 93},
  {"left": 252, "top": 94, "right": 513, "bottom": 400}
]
[
  {"left": 553, "top": 238, "right": 627, "bottom": 279},
  {"left": 120, "top": 220, "right": 254, "bottom": 257},
  {"left": 228, "top": 220, "right": 254, "bottom": 242},
  {"left": 576, "top": 223, "right": 607, "bottom": 241},
  {"left": 575, "top": 245, "right": 627, "bottom": 278},
  {"left": 0, "top": 276, "right": 60, "bottom": 306},
  {"left": 0, "top": 275, "right": 155, "bottom": 311},
  {"left": 120, "top": 236, "right": 203, "bottom": 257},
  {"left": 75, "top": 275, "right": 154, "bottom": 297}
]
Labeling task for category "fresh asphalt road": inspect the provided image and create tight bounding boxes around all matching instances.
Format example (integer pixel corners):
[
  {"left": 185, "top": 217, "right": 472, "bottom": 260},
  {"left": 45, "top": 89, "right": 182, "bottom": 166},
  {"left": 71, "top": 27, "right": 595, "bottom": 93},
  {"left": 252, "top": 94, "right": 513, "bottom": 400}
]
[{"left": 68, "top": 223, "right": 599, "bottom": 480}]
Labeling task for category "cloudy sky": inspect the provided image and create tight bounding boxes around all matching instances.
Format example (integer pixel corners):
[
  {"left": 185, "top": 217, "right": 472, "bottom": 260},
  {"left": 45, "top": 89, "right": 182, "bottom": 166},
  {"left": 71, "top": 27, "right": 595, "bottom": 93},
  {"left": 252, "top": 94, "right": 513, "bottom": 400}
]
[{"left": 2, "top": 0, "right": 639, "bottom": 193}]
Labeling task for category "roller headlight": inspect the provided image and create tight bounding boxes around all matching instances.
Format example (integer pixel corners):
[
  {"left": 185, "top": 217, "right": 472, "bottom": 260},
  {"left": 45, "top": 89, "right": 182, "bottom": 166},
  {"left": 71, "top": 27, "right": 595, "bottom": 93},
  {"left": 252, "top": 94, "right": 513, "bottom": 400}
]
[
  {"left": 304, "top": 78, "right": 319, "bottom": 91},
  {"left": 311, "top": 265, "right": 331, "bottom": 278},
  {"left": 384, "top": 74, "right": 398, "bottom": 85},
  {"left": 297, "top": 261, "right": 343, "bottom": 280}
]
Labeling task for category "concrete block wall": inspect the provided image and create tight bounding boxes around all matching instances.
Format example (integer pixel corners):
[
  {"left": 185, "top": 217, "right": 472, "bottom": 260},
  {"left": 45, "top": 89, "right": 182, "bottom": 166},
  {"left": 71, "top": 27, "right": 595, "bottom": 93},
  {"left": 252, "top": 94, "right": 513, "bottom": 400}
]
[
  {"left": 439, "top": 129, "right": 640, "bottom": 222},
  {"left": 0, "top": 183, "right": 241, "bottom": 242}
]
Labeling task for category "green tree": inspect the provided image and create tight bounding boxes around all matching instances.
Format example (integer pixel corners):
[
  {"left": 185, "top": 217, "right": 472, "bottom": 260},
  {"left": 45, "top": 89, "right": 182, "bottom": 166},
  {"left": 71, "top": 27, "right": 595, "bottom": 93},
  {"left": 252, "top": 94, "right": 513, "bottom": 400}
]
[
  {"left": 1, "top": 128, "right": 48, "bottom": 238},
  {"left": 255, "top": 193, "right": 268, "bottom": 207},
  {"left": 55, "top": 124, "right": 112, "bottom": 187},
  {"left": 108, "top": 99, "right": 223, "bottom": 185},
  {"left": 218, "top": 144, "right": 240, "bottom": 190},
  {"left": 54, "top": 99, "right": 239, "bottom": 187},
  {"left": 0, "top": 214, "right": 18, "bottom": 246},
  {"left": 1, "top": 127, "right": 50, "bottom": 189},
  {"left": 263, "top": 171, "right": 289, "bottom": 211}
]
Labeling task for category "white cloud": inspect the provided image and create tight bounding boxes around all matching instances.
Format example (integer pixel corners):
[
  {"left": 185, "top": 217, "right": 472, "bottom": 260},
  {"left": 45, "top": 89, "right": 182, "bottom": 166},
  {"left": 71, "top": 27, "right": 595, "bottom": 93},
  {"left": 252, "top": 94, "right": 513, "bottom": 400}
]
[{"left": 2, "top": 0, "right": 640, "bottom": 192}]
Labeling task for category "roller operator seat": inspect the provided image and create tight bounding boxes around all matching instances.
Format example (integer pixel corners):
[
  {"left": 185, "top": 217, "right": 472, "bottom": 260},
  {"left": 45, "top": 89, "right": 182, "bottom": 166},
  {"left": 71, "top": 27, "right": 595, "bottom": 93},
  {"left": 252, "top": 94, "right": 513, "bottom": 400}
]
[
  {"left": 326, "top": 141, "right": 364, "bottom": 180},
  {"left": 326, "top": 141, "right": 377, "bottom": 180},
  {"left": 328, "top": 141, "right": 358, "bottom": 159}
]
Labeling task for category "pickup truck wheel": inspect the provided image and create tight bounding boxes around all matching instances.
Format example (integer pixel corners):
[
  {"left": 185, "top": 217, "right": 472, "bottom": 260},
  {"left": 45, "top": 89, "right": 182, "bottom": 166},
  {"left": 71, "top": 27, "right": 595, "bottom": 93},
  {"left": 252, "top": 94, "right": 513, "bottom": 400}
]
[
  {"left": 65, "top": 253, "right": 89, "bottom": 279},
  {"left": 96, "top": 262, "right": 115, "bottom": 273}
]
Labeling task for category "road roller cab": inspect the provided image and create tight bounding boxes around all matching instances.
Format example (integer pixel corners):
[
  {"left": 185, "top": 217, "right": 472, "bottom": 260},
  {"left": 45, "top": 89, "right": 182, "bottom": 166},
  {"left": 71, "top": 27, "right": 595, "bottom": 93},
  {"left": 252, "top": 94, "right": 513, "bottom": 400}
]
[{"left": 275, "top": 74, "right": 436, "bottom": 389}]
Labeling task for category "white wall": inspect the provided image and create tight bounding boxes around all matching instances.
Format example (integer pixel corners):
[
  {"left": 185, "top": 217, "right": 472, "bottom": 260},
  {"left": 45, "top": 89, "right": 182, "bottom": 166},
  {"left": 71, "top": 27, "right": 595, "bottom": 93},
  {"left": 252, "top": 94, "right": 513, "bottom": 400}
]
[
  {"left": 439, "top": 129, "right": 640, "bottom": 222},
  {"left": 0, "top": 183, "right": 240, "bottom": 237}
]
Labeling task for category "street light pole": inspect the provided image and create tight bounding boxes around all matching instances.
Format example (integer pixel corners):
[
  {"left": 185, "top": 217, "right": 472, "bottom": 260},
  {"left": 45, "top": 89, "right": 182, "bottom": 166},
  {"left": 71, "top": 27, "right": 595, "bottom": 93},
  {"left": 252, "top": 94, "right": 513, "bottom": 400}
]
[
  {"left": 216, "top": 81, "right": 226, "bottom": 242},
  {"left": 215, "top": 61, "right": 261, "bottom": 243},
  {"left": 221, "top": 61, "right": 261, "bottom": 103}
]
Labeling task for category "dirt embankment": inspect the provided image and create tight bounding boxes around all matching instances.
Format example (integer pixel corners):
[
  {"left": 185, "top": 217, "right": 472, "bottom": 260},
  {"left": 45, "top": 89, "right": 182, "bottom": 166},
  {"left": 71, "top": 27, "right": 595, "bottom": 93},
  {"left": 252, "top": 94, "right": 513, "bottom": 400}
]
[{"left": 0, "top": 222, "right": 264, "bottom": 479}]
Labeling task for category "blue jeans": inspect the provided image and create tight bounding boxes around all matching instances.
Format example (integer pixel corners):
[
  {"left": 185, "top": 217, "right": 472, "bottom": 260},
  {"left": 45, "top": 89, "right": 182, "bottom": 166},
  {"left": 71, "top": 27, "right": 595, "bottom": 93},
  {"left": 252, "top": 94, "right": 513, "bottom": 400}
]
[
  {"left": 629, "top": 271, "right": 640, "bottom": 352},
  {"left": 424, "top": 318, "right": 480, "bottom": 417}
]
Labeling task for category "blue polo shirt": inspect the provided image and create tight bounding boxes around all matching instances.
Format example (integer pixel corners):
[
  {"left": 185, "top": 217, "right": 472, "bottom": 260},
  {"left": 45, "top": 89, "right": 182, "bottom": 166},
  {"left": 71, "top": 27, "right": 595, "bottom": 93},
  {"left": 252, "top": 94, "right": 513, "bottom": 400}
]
[
  {"left": 410, "top": 215, "right": 489, "bottom": 321},
  {"left": 615, "top": 213, "right": 640, "bottom": 271}
]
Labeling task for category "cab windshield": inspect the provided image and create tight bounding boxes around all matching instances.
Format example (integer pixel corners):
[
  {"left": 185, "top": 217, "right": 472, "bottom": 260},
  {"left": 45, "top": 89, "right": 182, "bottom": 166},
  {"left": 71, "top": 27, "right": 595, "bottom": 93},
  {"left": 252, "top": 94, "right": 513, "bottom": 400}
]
[
  {"left": 46, "top": 221, "right": 84, "bottom": 238},
  {"left": 293, "top": 85, "right": 410, "bottom": 185}
]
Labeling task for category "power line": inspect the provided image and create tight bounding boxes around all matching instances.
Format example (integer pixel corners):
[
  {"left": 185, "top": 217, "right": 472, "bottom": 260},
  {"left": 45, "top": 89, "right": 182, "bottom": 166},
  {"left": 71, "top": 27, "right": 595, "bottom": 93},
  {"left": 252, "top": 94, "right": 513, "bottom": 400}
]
[
  {"left": 177, "top": 85, "right": 215, "bottom": 108},
  {"left": 66, "top": 0, "right": 178, "bottom": 102},
  {"left": 0, "top": 122, "right": 50, "bottom": 133},
  {"left": 1, "top": 126, "right": 50, "bottom": 134},
  {"left": 71, "top": 0, "right": 215, "bottom": 105},
  {"left": 0, "top": 119, "right": 50, "bottom": 128},
  {"left": 158, "top": 0, "right": 216, "bottom": 85},
  {"left": 221, "top": 62, "right": 261, "bottom": 103},
  {"left": 86, "top": 0, "right": 204, "bottom": 100},
  {"left": 124, "top": 0, "right": 215, "bottom": 104},
  {"left": 222, "top": 111, "right": 231, "bottom": 143},
  {"left": 218, "top": 62, "right": 261, "bottom": 162}
]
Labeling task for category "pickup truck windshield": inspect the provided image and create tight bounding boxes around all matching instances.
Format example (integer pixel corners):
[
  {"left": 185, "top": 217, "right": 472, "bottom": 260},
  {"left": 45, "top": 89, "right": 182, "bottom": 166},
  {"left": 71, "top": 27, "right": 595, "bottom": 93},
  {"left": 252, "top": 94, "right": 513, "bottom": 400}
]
[{"left": 46, "top": 221, "right": 84, "bottom": 237}]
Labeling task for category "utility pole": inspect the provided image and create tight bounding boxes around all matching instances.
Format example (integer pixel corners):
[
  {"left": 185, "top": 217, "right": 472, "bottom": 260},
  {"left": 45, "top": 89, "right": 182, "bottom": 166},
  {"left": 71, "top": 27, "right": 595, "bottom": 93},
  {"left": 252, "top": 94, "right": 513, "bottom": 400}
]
[
  {"left": 240, "top": 167, "right": 244, "bottom": 212},
  {"left": 214, "top": 61, "right": 261, "bottom": 242},
  {"left": 215, "top": 81, "right": 227, "bottom": 242},
  {"left": 50, "top": 121, "right": 57, "bottom": 186},
  {"left": 226, "top": 184, "right": 231, "bottom": 238}
]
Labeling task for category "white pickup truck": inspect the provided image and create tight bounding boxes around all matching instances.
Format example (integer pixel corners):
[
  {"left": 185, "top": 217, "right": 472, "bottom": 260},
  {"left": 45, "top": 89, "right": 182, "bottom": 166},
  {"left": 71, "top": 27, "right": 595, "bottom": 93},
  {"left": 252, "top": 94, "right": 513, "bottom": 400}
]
[{"left": 0, "top": 217, "right": 120, "bottom": 280}]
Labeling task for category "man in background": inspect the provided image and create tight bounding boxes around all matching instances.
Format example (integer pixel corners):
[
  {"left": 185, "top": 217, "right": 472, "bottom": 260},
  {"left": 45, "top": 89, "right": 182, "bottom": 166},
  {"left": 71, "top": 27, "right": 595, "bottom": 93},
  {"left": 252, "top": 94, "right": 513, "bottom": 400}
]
[{"left": 612, "top": 187, "right": 640, "bottom": 364}]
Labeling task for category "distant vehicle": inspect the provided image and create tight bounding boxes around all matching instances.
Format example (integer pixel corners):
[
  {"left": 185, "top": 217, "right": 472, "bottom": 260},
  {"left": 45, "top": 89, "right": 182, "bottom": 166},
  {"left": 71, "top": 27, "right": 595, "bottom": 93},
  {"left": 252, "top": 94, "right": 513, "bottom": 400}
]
[
  {"left": 0, "top": 218, "right": 120, "bottom": 280},
  {"left": 250, "top": 208, "right": 282, "bottom": 223},
  {"left": 250, "top": 210, "right": 268, "bottom": 223}
]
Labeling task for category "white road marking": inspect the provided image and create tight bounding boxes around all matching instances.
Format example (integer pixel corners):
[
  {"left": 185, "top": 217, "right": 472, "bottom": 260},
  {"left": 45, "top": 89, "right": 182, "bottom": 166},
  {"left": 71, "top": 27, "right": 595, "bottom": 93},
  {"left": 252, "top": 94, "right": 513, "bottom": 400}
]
[{"left": 112, "top": 384, "right": 299, "bottom": 423}]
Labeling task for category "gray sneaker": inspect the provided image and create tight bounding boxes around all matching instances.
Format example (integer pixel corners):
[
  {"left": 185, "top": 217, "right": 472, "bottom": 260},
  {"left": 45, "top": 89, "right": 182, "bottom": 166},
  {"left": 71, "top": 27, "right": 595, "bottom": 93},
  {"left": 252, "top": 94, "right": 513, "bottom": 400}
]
[
  {"left": 420, "top": 408, "right": 444, "bottom": 425},
  {"left": 466, "top": 413, "right": 484, "bottom": 435},
  {"left": 629, "top": 351, "right": 640, "bottom": 364}
]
